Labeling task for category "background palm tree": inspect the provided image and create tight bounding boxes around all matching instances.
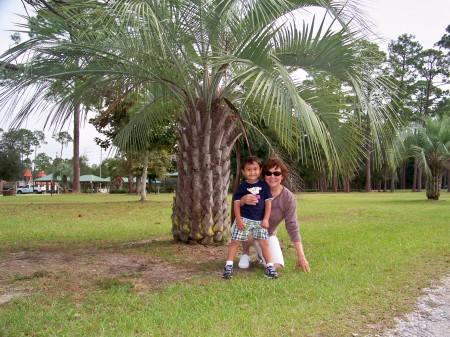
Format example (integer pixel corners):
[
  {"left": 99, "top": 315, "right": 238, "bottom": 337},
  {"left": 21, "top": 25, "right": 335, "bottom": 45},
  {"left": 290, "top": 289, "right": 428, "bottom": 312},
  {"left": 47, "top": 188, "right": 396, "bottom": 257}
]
[
  {"left": 53, "top": 160, "right": 72, "bottom": 193},
  {"left": 1, "top": 0, "right": 399, "bottom": 244},
  {"left": 402, "top": 115, "right": 450, "bottom": 200},
  {"left": 53, "top": 131, "right": 73, "bottom": 158}
]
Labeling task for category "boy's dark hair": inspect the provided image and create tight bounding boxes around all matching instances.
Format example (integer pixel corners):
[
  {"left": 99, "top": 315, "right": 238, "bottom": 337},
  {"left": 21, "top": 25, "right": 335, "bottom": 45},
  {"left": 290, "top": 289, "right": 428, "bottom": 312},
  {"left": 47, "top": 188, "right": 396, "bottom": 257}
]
[{"left": 241, "top": 155, "right": 262, "bottom": 170}]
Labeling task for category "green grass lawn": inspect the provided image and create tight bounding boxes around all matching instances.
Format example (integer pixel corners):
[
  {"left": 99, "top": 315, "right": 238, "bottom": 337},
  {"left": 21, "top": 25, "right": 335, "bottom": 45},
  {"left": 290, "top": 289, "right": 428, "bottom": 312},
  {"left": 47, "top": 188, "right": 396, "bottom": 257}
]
[{"left": 0, "top": 191, "right": 448, "bottom": 336}]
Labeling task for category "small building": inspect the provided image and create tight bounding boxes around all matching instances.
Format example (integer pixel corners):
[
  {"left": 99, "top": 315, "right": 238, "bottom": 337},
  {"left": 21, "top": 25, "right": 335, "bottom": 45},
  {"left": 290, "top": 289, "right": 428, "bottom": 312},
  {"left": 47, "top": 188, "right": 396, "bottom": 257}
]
[
  {"left": 35, "top": 170, "right": 47, "bottom": 188},
  {"left": 79, "top": 175, "right": 111, "bottom": 193},
  {"left": 34, "top": 173, "right": 63, "bottom": 193}
]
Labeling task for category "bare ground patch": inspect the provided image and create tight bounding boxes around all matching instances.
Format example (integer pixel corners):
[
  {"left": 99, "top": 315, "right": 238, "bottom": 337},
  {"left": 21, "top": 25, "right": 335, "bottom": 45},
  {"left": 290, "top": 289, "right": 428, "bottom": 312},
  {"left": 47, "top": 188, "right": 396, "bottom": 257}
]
[{"left": 0, "top": 240, "right": 229, "bottom": 303}]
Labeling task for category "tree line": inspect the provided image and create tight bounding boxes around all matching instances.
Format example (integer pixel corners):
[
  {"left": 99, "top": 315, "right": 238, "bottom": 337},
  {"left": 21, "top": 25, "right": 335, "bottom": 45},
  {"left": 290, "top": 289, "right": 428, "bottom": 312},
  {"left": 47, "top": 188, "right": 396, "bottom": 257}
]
[
  {"left": 0, "top": 127, "right": 175, "bottom": 193},
  {"left": 0, "top": 128, "right": 69, "bottom": 182},
  {"left": 291, "top": 33, "right": 450, "bottom": 196}
]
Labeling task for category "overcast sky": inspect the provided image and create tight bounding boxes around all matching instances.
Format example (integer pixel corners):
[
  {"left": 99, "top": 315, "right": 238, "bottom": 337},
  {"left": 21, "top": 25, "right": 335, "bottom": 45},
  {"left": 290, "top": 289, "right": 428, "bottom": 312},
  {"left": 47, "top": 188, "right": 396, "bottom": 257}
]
[{"left": 1, "top": 0, "right": 449, "bottom": 164}]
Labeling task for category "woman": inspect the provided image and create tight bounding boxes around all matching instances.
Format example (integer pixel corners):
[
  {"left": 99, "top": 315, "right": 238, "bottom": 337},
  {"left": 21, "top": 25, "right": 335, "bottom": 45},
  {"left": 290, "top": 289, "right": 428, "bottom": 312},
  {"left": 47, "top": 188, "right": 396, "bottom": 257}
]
[{"left": 238, "top": 157, "right": 310, "bottom": 272}]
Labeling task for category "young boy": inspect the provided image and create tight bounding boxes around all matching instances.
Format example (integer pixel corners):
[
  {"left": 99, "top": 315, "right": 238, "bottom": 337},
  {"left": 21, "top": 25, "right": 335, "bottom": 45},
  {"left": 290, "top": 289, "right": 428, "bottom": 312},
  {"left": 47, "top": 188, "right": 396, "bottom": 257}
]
[{"left": 222, "top": 156, "right": 279, "bottom": 279}]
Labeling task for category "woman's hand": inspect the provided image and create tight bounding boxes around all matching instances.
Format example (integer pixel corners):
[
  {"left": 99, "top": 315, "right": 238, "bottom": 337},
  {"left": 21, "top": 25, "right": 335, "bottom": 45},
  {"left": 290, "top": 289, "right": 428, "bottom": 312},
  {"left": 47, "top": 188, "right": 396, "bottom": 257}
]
[
  {"left": 295, "top": 256, "right": 310, "bottom": 272},
  {"left": 240, "top": 194, "right": 258, "bottom": 206}
]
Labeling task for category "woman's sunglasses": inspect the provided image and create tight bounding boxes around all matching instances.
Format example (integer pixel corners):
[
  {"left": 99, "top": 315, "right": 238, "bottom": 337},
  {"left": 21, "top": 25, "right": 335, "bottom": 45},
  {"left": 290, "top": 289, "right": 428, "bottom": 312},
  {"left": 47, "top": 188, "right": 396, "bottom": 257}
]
[{"left": 263, "top": 171, "right": 282, "bottom": 177}]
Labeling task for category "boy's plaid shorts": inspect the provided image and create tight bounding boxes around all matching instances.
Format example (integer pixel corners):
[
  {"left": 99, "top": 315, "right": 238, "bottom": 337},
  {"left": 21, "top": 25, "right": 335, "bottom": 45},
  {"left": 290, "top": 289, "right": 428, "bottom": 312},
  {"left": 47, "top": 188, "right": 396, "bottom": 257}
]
[{"left": 231, "top": 217, "right": 269, "bottom": 241}]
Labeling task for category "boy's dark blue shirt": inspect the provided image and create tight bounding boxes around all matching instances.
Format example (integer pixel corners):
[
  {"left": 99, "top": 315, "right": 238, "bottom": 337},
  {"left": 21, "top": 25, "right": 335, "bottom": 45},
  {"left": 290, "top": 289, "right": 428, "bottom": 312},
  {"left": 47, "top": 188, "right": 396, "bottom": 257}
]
[{"left": 233, "top": 180, "right": 273, "bottom": 221}]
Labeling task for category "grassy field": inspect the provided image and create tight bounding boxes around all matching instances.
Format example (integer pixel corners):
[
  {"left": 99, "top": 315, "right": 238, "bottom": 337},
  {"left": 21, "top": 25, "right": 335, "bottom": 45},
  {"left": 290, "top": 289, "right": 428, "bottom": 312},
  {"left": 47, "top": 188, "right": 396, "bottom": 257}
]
[{"left": 0, "top": 191, "right": 448, "bottom": 336}]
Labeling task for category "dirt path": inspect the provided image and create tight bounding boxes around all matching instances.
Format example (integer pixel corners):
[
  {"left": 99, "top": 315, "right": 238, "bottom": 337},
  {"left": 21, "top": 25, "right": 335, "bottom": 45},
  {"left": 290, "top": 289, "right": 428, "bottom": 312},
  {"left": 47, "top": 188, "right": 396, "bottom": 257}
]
[
  {"left": 381, "top": 276, "right": 450, "bottom": 337},
  {"left": 0, "top": 242, "right": 227, "bottom": 302}
]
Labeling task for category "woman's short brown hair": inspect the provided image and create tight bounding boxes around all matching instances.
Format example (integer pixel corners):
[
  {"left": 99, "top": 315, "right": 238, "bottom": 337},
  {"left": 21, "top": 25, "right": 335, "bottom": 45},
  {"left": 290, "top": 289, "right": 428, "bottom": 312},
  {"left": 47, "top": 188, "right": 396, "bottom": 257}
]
[{"left": 262, "top": 157, "right": 289, "bottom": 180}]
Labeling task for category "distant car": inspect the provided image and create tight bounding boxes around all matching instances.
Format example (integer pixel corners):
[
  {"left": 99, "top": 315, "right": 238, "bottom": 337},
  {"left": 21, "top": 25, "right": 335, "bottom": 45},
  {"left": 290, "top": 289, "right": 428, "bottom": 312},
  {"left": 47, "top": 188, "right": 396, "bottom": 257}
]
[{"left": 16, "top": 184, "right": 45, "bottom": 194}]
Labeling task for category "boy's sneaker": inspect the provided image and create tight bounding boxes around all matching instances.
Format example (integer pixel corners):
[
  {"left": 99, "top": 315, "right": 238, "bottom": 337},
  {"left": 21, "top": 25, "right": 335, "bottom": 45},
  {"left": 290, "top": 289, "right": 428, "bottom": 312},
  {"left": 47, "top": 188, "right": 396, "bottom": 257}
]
[
  {"left": 222, "top": 265, "right": 233, "bottom": 279},
  {"left": 238, "top": 254, "right": 250, "bottom": 269},
  {"left": 264, "top": 265, "right": 279, "bottom": 279}
]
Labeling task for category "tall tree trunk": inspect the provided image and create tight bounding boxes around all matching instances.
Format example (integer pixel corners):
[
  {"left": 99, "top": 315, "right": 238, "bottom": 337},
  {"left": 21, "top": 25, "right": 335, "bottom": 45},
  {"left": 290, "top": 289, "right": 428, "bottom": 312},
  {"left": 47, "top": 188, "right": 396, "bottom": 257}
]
[
  {"left": 140, "top": 151, "right": 149, "bottom": 202},
  {"left": 128, "top": 175, "right": 134, "bottom": 194},
  {"left": 383, "top": 166, "right": 387, "bottom": 192},
  {"left": 364, "top": 140, "right": 372, "bottom": 192},
  {"left": 401, "top": 161, "right": 406, "bottom": 190},
  {"left": 412, "top": 158, "right": 418, "bottom": 192},
  {"left": 72, "top": 103, "right": 81, "bottom": 193},
  {"left": 172, "top": 102, "right": 240, "bottom": 245},
  {"left": 390, "top": 168, "right": 396, "bottom": 192},
  {"left": 441, "top": 169, "right": 446, "bottom": 189},
  {"left": 417, "top": 166, "right": 423, "bottom": 192},
  {"left": 63, "top": 174, "right": 68, "bottom": 193},
  {"left": 343, "top": 173, "right": 350, "bottom": 192},
  {"left": 319, "top": 171, "right": 327, "bottom": 192},
  {"left": 447, "top": 168, "right": 450, "bottom": 193},
  {"left": 332, "top": 166, "right": 338, "bottom": 192}
]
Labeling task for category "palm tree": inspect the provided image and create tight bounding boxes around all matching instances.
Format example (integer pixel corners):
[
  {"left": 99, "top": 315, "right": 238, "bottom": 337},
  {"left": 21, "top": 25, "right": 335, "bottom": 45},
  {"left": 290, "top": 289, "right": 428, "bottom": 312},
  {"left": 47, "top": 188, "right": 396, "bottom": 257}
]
[
  {"left": 1, "top": 1, "right": 89, "bottom": 193},
  {"left": 53, "top": 131, "right": 73, "bottom": 158},
  {"left": 53, "top": 160, "right": 72, "bottom": 193},
  {"left": 402, "top": 115, "right": 450, "bottom": 200},
  {"left": 1, "top": 0, "right": 399, "bottom": 244}
]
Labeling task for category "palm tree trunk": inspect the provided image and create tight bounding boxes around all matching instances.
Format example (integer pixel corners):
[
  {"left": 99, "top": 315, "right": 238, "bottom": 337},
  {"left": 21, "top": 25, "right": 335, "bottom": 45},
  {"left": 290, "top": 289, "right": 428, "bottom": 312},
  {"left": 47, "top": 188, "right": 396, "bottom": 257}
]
[
  {"left": 72, "top": 103, "right": 81, "bottom": 193},
  {"left": 365, "top": 140, "right": 372, "bottom": 192},
  {"left": 390, "top": 168, "right": 396, "bottom": 192},
  {"left": 332, "top": 166, "right": 338, "bottom": 192},
  {"left": 412, "top": 158, "right": 418, "bottom": 192},
  {"left": 319, "top": 171, "right": 327, "bottom": 192},
  {"left": 400, "top": 161, "right": 406, "bottom": 190},
  {"left": 447, "top": 168, "right": 450, "bottom": 193},
  {"left": 441, "top": 170, "right": 446, "bottom": 190},
  {"left": 128, "top": 175, "right": 134, "bottom": 194},
  {"left": 417, "top": 166, "right": 423, "bottom": 192},
  {"left": 140, "top": 151, "right": 149, "bottom": 202},
  {"left": 426, "top": 173, "right": 442, "bottom": 200},
  {"left": 172, "top": 103, "right": 240, "bottom": 244},
  {"left": 63, "top": 174, "right": 68, "bottom": 193},
  {"left": 343, "top": 174, "right": 350, "bottom": 192}
]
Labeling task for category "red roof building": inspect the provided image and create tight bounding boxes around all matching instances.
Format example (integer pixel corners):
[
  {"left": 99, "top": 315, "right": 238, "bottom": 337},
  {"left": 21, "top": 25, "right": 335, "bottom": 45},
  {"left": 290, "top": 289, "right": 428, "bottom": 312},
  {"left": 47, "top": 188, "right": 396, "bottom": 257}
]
[{"left": 23, "top": 168, "right": 33, "bottom": 184}]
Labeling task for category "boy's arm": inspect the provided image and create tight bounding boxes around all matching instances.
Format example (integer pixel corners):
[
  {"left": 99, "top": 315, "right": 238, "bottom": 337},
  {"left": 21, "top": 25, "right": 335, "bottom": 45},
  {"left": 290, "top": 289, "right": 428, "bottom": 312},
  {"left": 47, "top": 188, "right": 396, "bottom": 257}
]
[
  {"left": 261, "top": 199, "right": 271, "bottom": 228},
  {"left": 234, "top": 200, "right": 245, "bottom": 230}
]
